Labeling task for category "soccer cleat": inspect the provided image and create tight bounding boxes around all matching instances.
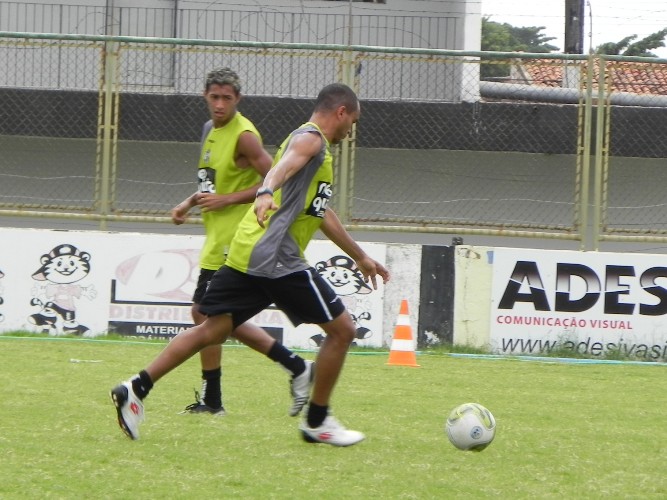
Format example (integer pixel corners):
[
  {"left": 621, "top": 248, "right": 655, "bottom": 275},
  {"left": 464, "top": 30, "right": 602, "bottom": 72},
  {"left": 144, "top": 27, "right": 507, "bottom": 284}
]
[
  {"left": 179, "top": 390, "right": 226, "bottom": 416},
  {"left": 110, "top": 381, "right": 144, "bottom": 440},
  {"left": 289, "top": 360, "right": 314, "bottom": 417},
  {"left": 299, "top": 416, "right": 365, "bottom": 447}
]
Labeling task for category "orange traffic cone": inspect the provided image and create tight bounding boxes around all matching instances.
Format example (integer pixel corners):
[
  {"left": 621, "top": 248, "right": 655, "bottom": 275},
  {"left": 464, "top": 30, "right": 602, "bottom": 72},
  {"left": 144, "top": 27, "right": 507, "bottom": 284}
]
[{"left": 387, "top": 299, "right": 420, "bottom": 367}]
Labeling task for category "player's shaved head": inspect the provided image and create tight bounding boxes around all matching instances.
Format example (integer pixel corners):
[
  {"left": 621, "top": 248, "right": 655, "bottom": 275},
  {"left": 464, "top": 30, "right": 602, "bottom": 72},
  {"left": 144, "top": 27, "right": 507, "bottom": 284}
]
[{"left": 313, "top": 83, "right": 358, "bottom": 114}]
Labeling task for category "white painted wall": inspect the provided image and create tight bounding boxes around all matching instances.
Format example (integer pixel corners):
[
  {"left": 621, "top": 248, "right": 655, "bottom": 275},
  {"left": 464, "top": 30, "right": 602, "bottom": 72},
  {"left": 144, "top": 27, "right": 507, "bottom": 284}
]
[
  {"left": 1, "top": 0, "right": 481, "bottom": 99},
  {"left": 381, "top": 243, "right": 422, "bottom": 348},
  {"left": 6, "top": 0, "right": 480, "bottom": 51},
  {"left": 453, "top": 245, "right": 493, "bottom": 348}
]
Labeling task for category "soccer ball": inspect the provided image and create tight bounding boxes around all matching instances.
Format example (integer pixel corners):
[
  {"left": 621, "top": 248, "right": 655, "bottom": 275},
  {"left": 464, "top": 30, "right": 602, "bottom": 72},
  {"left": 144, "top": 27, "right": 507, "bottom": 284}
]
[{"left": 445, "top": 402, "right": 496, "bottom": 451}]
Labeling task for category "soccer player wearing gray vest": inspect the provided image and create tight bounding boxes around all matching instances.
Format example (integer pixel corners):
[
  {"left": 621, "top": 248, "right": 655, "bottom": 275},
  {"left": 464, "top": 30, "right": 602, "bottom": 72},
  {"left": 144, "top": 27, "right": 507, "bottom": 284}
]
[{"left": 111, "top": 82, "right": 390, "bottom": 446}]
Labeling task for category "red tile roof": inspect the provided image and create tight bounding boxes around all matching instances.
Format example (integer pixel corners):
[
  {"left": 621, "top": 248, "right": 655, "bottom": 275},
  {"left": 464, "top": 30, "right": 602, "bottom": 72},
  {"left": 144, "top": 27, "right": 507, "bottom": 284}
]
[{"left": 515, "top": 60, "right": 667, "bottom": 96}]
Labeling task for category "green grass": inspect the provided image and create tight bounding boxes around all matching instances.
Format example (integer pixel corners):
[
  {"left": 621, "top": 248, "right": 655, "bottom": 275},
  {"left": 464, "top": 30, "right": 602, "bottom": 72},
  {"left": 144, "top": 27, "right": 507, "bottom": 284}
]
[{"left": 2, "top": 335, "right": 667, "bottom": 499}]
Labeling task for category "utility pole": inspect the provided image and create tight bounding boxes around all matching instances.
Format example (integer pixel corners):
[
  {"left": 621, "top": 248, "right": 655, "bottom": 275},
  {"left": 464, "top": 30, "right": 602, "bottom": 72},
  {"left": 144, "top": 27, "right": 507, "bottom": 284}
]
[{"left": 564, "top": 0, "right": 585, "bottom": 53}]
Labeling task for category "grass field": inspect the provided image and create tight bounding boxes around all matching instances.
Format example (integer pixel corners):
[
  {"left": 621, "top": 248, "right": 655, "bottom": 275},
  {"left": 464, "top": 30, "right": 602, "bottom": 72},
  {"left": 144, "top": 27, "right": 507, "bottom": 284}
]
[{"left": 3, "top": 334, "right": 667, "bottom": 499}]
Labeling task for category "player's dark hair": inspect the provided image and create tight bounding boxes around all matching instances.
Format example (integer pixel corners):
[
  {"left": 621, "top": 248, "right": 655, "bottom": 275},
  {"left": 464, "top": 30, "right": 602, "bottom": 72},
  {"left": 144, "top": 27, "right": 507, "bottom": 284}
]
[
  {"left": 314, "top": 83, "right": 358, "bottom": 114},
  {"left": 205, "top": 67, "right": 241, "bottom": 93}
]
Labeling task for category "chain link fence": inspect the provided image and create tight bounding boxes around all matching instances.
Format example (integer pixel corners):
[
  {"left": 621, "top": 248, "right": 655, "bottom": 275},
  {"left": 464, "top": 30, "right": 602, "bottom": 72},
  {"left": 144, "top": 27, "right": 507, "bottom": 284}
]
[
  {"left": 1, "top": 31, "right": 667, "bottom": 248},
  {"left": 600, "top": 58, "right": 667, "bottom": 241},
  {"left": 0, "top": 37, "right": 102, "bottom": 212},
  {"left": 349, "top": 52, "right": 584, "bottom": 238}
]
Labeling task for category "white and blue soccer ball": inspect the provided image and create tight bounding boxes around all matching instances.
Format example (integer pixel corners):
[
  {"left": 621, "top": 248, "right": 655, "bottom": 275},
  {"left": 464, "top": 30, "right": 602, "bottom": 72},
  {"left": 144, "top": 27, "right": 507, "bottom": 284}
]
[{"left": 445, "top": 402, "right": 496, "bottom": 451}]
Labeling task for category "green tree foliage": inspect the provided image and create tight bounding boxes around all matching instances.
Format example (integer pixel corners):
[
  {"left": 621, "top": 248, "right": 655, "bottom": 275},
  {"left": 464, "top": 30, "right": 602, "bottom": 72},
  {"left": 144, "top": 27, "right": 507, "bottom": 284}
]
[
  {"left": 481, "top": 17, "right": 559, "bottom": 53},
  {"left": 481, "top": 17, "right": 560, "bottom": 80},
  {"left": 595, "top": 29, "right": 667, "bottom": 57}
]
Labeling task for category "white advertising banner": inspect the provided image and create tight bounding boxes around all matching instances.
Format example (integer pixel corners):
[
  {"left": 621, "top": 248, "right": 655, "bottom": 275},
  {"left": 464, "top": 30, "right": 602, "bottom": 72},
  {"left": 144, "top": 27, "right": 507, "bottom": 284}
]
[
  {"left": 490, "top": 247, "right": 667, "bottom": 361},
  {"left": 0, "top": 228, "right": 386, "bottom": 349},
  {"left": 0, "top": 229, "right": 203, "bottom": 337},
  {"left": 291, "top": 241, "right": 386, "bottom": 348}
]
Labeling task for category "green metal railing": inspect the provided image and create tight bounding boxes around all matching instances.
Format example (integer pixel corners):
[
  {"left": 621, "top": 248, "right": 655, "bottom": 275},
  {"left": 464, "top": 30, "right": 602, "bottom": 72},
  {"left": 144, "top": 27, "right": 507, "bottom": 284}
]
[{"left": 1, "top": 32, "right": 667, "bottom": 250}]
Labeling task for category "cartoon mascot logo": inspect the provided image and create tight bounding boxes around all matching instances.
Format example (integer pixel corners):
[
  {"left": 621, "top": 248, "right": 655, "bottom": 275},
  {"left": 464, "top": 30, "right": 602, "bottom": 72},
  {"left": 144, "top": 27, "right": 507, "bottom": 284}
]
[
  {"left": 28, "top": 244, "right": 97, "bottom": 335},
  {"left": 312, "top": 255, "right": 374, "bottom": 347}
]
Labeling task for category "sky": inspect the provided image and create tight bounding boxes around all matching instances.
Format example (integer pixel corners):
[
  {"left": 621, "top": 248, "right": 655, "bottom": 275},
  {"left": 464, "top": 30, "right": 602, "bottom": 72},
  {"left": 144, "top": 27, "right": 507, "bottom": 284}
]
[{"left": 482, "top": 0, "right": 667, "bottom": 58}]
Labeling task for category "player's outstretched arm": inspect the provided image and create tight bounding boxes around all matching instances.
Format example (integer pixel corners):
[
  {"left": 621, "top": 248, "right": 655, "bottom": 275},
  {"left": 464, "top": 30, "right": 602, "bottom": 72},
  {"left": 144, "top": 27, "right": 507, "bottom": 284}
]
[
  {"left": 254, "top": 132, "right": 321, "bottom": 227},
  {"left": 320, "top": 209, "right": 390, "bottom": 289}
]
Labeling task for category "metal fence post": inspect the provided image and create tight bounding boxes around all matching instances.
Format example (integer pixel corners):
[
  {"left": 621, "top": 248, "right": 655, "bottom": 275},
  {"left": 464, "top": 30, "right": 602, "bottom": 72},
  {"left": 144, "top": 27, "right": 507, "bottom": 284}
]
[
  {"left": 591, "top": 56, "right": 608, "bottom": 251},
  {"left": 337, "top": 48, "right": 356, "bottom": 224},
  {"left": 579, "top": 53, "right": 595, "bottom": 250},
  {"left": 97, "top": 41, "right": 119, "bottom": 231}
]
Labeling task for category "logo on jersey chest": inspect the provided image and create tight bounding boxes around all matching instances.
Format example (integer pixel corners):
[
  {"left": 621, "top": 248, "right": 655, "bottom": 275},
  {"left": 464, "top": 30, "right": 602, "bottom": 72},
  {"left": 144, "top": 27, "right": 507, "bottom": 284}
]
[
  {"left": 198, "top": 168, "right": 216, "bottom": 194},
  {"left": 306, "top": 181, "right": 332, "bottom": 218}
]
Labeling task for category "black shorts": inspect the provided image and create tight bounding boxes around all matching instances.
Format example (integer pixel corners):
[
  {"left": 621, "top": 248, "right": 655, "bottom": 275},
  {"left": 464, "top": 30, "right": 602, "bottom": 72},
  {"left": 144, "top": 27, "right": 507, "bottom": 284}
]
[
  {"left": 192, "top": 268, "right": 217, "bottom": 304},
  {"left": 199, "top": 266, "right": 346, "bottom": 329}
]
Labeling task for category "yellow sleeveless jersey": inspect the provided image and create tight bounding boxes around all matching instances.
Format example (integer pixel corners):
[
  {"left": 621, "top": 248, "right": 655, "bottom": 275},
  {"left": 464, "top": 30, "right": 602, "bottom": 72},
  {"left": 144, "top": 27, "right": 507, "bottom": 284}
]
[
  {"left": 197, "top": 113, "right": 262, "bottom": 270},
  {"left": 226, "top": 122, "right": 332, "bottom": 278}
]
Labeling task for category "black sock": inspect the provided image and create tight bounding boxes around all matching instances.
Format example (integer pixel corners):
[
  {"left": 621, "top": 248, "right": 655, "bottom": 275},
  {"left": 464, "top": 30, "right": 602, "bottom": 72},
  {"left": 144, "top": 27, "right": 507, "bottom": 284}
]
[
  {"left": 267, "top": 341, "right": 306, "bottom": 377},
  {"left": 201, "top": 367, "right": 222, "bottom": 409},
  {"left": 131, "top": 370, "right": 153, "bottom": 400},
  {"left": 307, "top": 403, "right": 329, "bottom": 428}
]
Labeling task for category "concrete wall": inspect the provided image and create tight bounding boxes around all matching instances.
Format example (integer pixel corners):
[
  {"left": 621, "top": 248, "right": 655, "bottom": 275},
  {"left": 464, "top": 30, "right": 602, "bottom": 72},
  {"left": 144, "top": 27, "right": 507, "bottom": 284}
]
[
  {"left": 0, "top": 0, "right": 480, "bottom": 101},
  {"left": 3, "top": 0, "right": 480, "bottom": 51},
  {"left": 5, "top": 88, "right": 667, "bottom": 157}
]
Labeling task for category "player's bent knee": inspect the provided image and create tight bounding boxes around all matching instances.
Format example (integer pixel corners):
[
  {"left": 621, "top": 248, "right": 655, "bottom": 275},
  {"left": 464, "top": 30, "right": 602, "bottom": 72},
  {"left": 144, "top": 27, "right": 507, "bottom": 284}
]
[
  {"left": 200, "top": 315, "right": 232, "bottom": 345},
  {"left": 323, "top": 326, "right": 356, "bottom": 345},
  {"left": 336, "top": 326, "right": 356, "bottom": 344},
  {"left": 320, "top": 312, "right": 356, "bottom": 344}
]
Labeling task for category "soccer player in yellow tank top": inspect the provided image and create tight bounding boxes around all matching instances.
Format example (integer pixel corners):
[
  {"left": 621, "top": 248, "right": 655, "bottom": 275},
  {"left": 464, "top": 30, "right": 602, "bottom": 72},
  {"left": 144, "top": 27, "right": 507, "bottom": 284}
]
[{"left": 169, "top": 68, "right": 313, "bottom": 417}]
